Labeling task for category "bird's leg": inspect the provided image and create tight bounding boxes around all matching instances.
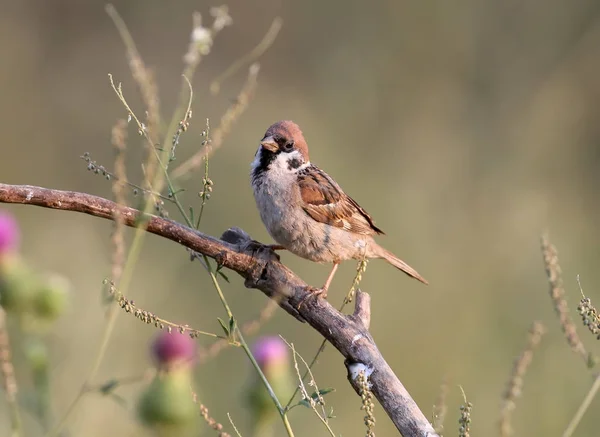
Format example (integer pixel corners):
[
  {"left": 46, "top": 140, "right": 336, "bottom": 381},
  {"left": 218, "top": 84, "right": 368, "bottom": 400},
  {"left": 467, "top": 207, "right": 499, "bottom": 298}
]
[
  {"left": 297, "top": 262, "right": 340, "bottom": 309},
  {"left": 266, "top": 244, "right": 287, "bottom": 251},
  {"left": 320, "top": 262, "right": 340, "bottom": 298}
]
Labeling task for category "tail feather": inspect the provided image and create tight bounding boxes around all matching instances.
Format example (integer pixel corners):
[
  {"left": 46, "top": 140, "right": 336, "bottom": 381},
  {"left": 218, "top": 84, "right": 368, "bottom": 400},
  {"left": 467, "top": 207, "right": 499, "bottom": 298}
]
[{"left": 377, "top": 247, "right": 428, "bottom": 285}]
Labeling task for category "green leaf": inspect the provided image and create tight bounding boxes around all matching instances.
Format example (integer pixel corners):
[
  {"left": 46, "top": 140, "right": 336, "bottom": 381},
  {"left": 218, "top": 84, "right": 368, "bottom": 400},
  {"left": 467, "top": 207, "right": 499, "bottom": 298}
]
[
  {"left": 298, "top": 388, "right": 335, "bottom": 408},
  {"left": 216, "top": 265, "right": 230, "bottom": 282},
  {"left": 217, "top": 317, "right": 230, "bottom": 337},
  {"left": 99, "top": 379, "right": 120, "bottom": 395}
]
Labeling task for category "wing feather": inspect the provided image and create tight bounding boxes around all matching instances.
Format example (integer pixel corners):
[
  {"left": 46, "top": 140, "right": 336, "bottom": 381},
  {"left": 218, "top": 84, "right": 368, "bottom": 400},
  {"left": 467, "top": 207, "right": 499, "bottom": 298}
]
[{"left": 298, "top": 167, "right": 383, "bottom": 235}]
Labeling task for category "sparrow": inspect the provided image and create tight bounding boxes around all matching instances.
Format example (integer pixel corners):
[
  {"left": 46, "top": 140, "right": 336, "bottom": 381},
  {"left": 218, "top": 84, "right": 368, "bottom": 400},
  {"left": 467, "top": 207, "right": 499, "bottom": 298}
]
[{"left": 251, "top": 120, "right": 427, "bottom": 297}]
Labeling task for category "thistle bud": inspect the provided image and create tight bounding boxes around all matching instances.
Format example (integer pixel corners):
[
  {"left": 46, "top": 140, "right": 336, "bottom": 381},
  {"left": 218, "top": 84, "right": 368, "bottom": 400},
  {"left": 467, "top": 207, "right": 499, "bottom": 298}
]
[
  {"left": 0, "top": 211, "right": 19, "bottom": 258},
  {"left": 152, "top": 331, "right": 196, "bottom": 370},
  {"left": 0, "top": 259, "right": 36, "bottom": 314},
  {"left": 246, "top": 336, "right": 294, "bottom": 437},
  {"left": 138, "top": 370, "right": 198, "bottom": 434},
  {"left": 32, "top": 274, "right": 69, "bottom": 321}
]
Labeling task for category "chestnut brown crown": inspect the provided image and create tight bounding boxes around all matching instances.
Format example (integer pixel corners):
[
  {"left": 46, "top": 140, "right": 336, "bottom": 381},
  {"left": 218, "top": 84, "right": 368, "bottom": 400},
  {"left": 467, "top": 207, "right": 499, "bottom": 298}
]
[{"left": 260, "top": 120, "right": 310, "bottom": 161}]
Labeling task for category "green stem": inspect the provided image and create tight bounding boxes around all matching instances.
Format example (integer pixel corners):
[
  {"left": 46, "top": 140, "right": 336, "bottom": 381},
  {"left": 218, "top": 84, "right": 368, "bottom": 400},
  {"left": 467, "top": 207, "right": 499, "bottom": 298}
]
[
  {"left": 8, "top": 403, "right": 22, "bottom": 437},
  {"left": 206, "top": 266, "right": 294, "bottom": 437},
  {"left": 562, "top": 373, "right": 600, "bottom": 437},
  {"left": 154, "top": 136, "right": 294, "bottom": 436},
  {"left": 49, "top": 13, "right": 196, "bottom": 435},
  {"left": 46, "top": 390, "right": 85, "bottom": 437}
]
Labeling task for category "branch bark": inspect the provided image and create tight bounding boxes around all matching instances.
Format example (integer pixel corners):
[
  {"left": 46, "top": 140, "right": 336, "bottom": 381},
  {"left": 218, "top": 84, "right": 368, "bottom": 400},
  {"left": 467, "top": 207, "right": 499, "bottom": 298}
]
[{"left": 0, "top": 183, "right": 438, "bottom": 437}]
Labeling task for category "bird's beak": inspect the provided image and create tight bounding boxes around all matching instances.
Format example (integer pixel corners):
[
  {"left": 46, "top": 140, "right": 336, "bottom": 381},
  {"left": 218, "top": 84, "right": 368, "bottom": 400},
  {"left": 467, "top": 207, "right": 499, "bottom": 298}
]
[{"left": 260, "top": 136, "right": 278, "bottom": 152}]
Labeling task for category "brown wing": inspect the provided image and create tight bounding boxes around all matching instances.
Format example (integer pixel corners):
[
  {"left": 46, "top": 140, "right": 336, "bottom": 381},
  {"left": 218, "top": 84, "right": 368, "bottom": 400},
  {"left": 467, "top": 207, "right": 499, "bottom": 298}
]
[{"left": 298, "top": 166, "right": 384, "bottom": 235}]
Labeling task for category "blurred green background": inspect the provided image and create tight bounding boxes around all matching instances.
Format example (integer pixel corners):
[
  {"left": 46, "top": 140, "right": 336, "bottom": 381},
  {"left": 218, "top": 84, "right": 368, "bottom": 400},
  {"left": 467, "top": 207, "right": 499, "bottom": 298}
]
[{"left": 2, "top": 0, "right": 600, "bottom": 435}]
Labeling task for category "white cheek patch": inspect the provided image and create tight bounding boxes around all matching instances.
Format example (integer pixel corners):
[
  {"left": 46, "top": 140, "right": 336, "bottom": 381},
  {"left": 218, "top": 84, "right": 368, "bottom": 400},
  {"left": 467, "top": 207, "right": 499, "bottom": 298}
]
[
  {"left": 269, "top": 150, "right": 303, "bottom": 176},
  {"left": 251, "top": 148, "right": 309, "bottom": 182}
]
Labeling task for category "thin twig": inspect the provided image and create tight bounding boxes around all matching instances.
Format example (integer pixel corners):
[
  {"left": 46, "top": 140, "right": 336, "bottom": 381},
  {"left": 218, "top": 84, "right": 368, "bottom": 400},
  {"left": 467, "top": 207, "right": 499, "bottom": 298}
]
[
  {"left": 110, "top": 119, "right": 128, "bottom": 286},
  {"left": 193, "top": 392, "right": 231, "bottom": 437},
  {"left": 562, "top": 373, "right": 600, "bottom": 437},
  {"left": 228, "top": 413, "right": 243, "bottom": 437},
  {"left": 105, "top": 279, "right": 226, "bottom": 340},
  {"left": 281, "top": 338, "right": 335, "bottom": 436},
  {"left": 499, "top": 321, "right": 545, "bottom": 437},
  {"left": 541, "top": 235, "right": 589, "bottom": 365},
  {"left": 47, "top": 9, "right": 188, "bottom": 433},
  {"left": 171, "top": 64, "right": 260, "bottom": 179},
  {"left": 432, "top": 376, "right": 448, "bottom": 434},
  {"left": 106, "top": 3, "right": 161, "bottom": 177},
  {"left": 210, "top": 17, "right": 282, "bottom": 94}
]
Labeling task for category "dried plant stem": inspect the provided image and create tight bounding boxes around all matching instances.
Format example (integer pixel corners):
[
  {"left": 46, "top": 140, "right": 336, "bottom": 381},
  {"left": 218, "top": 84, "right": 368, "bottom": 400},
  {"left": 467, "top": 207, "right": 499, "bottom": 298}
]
[
  {"left": 282, "top": 338, "right": 335, "bottom": 436},
  {"left": 285, "top": 259, "right": 368, "bottom": 409},
  {"left": 126, "top": 77, "right": 296, "bottom": 436},
  {"left": 193, "top": 393, "right": 231, "bottom": 437},
  {"left": 106, "top": 4, "right": 161, "bottom": 176},
  {"left": 458, "top": 386, "right": 472, "bottom": 437},
  {"left": 111, "top": 119, "right": 128, "bottom": 285},
  {"left": 432, "top": 376, "right": 448, "bottom": 434},
  {"left": 541, "top": 235, "right": 589, "bottom": 364},
  {"left": 92, "top": 9, "right": 195, "bottom": 405},
  {"left": 172, "top": 64, "right": 260, "bottom": 179},
  {"left": 358, "top": 371, "right": 376, "bottom": 437},
  {"left": 0, "top": 309, "right": 22, "bottom": 437},
  {"left": 241, "top": 300, "right": 279, "bottom": 336},
  {"left": 228, "top": 413, "right": 243, "bottom": 437},
  {"left": 49, "top": 9, "right": 194, "bottom": 434},
  {"left": 195, "top": 119, "right": 212, "bottom": 229},
  {"left": 106, "top": 279, "right": 225, "bottom": 339},
  {"left": 142, "top": 104, "right": 296, "bottom": 436},
  {"left": 576, "top": 278, "right": 600, "bottom": 340},
  {"left": 210, "top": 17, "right": 282, "bottom": 94},
  {"left": 499, "top": 321, "right": 545, "bottom": 437},
  {"left": 562, "top": 373, "right": 600, "bottom": 437}
]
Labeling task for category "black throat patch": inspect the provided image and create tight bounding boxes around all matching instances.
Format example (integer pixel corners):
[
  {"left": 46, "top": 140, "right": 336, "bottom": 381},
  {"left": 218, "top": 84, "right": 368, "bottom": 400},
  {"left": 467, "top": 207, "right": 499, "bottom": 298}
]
[
  {"left": 287, "top": 157, "right": 302, "bottom": 170},
  {"left": 251, "top": 148, "right": 279, "bottom": 184}
]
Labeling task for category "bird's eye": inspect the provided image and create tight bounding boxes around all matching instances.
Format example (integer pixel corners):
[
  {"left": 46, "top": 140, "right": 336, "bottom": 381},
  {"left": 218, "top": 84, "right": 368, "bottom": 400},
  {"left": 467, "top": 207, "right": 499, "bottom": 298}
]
[{"left": 283, "top": 141, "right": 294, "bottom": 151}]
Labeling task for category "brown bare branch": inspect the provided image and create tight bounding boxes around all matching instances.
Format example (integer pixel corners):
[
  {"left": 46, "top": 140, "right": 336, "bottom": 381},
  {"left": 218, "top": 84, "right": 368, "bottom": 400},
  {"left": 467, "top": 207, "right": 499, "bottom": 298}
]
[
  {"left": 0, "top": 182, "right": 438, "bottom": 437},
  {"left": 352, "top": 289, "right": 371, "bottom": 329}
]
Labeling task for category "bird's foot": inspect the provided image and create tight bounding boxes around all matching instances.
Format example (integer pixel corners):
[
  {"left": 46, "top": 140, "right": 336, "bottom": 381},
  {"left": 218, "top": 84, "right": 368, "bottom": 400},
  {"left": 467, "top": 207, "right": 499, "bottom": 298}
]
[
  {"left": 265, "top": 244, "right": 286, "bottom": 261},
  {"left": 298, "top": 286, "right": 328, "bottom": 309}
]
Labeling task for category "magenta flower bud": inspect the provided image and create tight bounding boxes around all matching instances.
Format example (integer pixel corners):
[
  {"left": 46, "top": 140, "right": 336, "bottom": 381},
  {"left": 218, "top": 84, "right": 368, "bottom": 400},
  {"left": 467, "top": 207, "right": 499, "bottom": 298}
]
[
  {"left": 247, "top": 336, "right": 294, "bottom": 435},
  {"left": 0, "top": 212, "right": 19, "bottom": 255},
  {"left": 152, "top": 331, "right": 196, "bottom": 369},
  {"left": 252, "top": 336, "right": 289, "bottom": 373}
]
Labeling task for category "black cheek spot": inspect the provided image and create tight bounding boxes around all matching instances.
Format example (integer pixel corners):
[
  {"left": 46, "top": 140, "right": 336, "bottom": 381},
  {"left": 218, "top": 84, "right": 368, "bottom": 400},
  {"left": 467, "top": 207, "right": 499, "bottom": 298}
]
[{"left": 287, "top": 158, "right": 302, "bottom": 170}]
